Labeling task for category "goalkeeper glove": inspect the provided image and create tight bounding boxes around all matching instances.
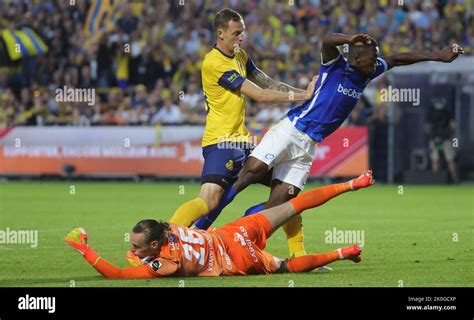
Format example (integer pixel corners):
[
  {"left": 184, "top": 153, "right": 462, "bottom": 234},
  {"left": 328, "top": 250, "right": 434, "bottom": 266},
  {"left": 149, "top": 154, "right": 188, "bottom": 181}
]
[
  {"left": 65, "top": 227, "right": 89, "bottom": 255},
  {"left": 125, "top": 250, "right": 144, "bottom": 267},
  {"left": 65, "top": 227, "right": 100, "bottom": 265},
  {"left": 125, "top": 250, "right": 155, "bottom": 267}
]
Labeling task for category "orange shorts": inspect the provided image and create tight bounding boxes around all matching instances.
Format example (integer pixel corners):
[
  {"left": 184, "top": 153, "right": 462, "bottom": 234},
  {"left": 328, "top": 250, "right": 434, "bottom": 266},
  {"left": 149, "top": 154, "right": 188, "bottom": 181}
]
[{"left": 216, "top": 214, "right": 276, "bottom": 275}]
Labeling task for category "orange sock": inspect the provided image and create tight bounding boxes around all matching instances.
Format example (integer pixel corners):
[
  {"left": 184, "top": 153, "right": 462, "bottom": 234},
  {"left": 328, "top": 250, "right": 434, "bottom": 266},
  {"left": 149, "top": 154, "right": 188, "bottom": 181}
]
[
  {"left": 289, "top": 181, "right": 352, "bottom": 214},
  {"left": 287, "top": 250, "right": 341, "bottom": 272}
]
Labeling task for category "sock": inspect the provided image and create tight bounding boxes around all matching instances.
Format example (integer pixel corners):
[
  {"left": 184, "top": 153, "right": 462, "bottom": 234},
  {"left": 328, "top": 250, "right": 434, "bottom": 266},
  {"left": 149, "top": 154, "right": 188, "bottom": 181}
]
[
  {"left": 243, "top": 202, "right": 265, "bottom": 216},
  {"left": 194, "top": 186, "right": 238, "bottom": 230},
  {"left": 287, "top": 250, "right": 340, "bottom": 273},
  {"left": 289, "top": 181, "right": 352, "bottom": 214},
  {"left": 283, "top": 215, "right": 306, "bottom": 257},
  {"left": 169, "top": 197, "right": 209, "bottom": 227},
  {"left": 194, "top": 212, "right": 218, "bottom": 230}
]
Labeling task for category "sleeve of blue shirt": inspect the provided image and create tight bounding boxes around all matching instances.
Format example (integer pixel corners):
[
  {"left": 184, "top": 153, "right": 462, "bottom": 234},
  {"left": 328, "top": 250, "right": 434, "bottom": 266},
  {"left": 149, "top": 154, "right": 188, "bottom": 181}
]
[
  {"left": 218, "top": 70, "right": 246, "bottom": 91},
  {"left": 320, "top": 53, "right": 345, "bottom": 73}
]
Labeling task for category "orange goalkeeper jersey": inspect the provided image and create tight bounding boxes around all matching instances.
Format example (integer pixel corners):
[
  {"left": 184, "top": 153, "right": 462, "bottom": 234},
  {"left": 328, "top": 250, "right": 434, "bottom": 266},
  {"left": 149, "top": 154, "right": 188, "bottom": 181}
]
[
  {"left": 89, "top": 215, "right": 276, "bottom": 279},
  {"left": 145, "top": 223, "right": 236, "bottom": 277},
  {"left": 145, "top": 217, "right": 276, "bottom": 277}
]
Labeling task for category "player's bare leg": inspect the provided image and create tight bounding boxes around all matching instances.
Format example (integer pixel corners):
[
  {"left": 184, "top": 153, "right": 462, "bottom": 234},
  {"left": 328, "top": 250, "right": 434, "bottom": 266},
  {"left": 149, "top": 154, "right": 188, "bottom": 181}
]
[
  {"left": 446, "top": 159, "right": 459, "bottom": 183},
  {"left": 198, "top": 183, "right": 226, "bottom": 211},
  {"left": 263, "top": 180, "right": 300, "bottom": 208},
  {"left": 193, "top": 156, "right": 271, "bottom": 229},
  {"left": 234, "top": 156, "right": 270, "bottom": 192}
]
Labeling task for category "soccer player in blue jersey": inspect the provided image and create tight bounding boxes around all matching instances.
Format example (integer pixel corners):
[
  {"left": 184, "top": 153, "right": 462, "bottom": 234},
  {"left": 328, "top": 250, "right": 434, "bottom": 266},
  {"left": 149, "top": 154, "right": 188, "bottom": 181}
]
[{"left": 194, "top": 33, "right": 464, "bottom": 257}]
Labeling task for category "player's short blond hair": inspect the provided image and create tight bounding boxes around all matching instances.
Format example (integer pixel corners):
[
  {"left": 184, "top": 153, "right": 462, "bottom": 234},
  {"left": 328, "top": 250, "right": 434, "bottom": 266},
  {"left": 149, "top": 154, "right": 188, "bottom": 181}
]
[{"left": 214, "top": 8, "right": 243, "bottom": 32}]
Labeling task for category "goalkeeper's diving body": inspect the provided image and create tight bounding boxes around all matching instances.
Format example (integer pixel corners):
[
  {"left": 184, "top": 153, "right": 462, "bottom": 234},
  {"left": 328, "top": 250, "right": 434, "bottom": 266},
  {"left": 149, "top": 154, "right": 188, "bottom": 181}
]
[{"left": 65, "top": 171, "right": 373, "bottom": 279}]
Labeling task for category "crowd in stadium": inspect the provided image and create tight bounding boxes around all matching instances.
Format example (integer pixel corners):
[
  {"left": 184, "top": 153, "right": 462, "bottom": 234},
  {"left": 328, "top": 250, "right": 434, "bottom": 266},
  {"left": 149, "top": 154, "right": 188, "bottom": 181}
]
[{"left": 0, "top": 0, "right": 472, "bottom": 129}]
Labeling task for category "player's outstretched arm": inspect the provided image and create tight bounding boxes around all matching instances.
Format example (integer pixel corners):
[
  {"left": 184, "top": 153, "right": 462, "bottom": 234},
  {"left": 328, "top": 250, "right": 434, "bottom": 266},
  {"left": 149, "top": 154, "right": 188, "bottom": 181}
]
[
  {"left": 322, "top": 33, "right": 372, "bottom": 63},
  {"left": 384, "top": 44, "right": 464, "bottom": 70},
  {"left": 65, "top": 228, "right": 158, "bottom": 279},
  {"left": 248, "top": 67, "right": 305, "bottom": 94},
  {"left": 239, "top": 75, "right": 317, "bottom": 103}
]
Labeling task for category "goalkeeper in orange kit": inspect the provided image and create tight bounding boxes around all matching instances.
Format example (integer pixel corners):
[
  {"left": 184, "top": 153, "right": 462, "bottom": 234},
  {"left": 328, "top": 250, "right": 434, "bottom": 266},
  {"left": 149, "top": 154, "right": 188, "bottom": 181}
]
[{"left": 65, "top": 170, "right": 374, "bottom": 278}]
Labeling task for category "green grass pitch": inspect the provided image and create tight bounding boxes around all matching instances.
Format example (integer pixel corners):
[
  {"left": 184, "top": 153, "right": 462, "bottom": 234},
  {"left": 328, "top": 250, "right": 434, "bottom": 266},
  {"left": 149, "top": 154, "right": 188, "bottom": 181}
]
[{"left": 0, "top": 181, "right": 472, "bottom": 287}]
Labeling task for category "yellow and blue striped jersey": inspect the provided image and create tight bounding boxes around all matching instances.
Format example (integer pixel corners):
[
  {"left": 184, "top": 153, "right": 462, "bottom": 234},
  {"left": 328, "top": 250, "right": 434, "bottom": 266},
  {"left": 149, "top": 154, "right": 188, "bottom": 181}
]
[{"left": 201, "top": 46, "right": 256, "bottom": 147}]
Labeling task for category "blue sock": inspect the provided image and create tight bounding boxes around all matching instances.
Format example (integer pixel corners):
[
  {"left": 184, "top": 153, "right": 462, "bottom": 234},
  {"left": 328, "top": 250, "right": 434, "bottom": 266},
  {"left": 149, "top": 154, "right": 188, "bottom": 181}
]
[
  {"left": 193, "top": 214, "right": 216, "bottom": 230},
  {"left": 244, "top": 202, "right": 265, "bottom": 216},
  {"left": 194, "top": 186, "right": 238, "bottom": 230}
]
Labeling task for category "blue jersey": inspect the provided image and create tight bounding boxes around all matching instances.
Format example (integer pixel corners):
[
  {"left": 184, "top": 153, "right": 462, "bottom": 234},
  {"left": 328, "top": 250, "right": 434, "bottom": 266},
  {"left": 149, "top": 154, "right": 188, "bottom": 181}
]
[{"left": 287, "top": 54, "right": 388, "bottom": 142}]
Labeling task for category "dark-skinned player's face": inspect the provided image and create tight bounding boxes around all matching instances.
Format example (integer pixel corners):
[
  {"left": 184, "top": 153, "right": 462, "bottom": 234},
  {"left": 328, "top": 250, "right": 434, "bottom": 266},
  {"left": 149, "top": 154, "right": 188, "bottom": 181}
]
[
  {"left": 130, "top": 232, "right": 157, "bottom": 259},
  {"left": 218, "top": 19, "right": 245, "bottom": 54},
  {"left": 353, "top": 45, "right": 379, "bottom": 77}
]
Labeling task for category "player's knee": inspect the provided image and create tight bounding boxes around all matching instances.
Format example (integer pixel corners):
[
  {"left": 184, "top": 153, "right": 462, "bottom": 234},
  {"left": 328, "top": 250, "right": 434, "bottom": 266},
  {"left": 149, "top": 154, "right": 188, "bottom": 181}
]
[
  {"left": 199, "top": 184, "right": 225, "bottom": 211},
  {"left": 206, "top": 198, "right": 220, "bottom": 212},
  {"left": 198, "top": 194, "right": 220, "bottom": 212}
]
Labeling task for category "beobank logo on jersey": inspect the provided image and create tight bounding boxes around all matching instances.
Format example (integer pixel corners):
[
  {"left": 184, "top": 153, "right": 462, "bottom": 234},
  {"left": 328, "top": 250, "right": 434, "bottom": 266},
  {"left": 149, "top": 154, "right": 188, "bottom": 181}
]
[{"left": 337, "top": 83, "right": 363, "bottom": 99}]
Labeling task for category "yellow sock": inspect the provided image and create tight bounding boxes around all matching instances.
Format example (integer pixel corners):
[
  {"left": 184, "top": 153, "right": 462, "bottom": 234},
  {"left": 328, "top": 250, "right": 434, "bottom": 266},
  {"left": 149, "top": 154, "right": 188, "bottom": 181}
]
[
  {"left": 283, "top": 215, "right": 306, "bottom": 257},
  {"left": 169, "top": 197, "right": 209, "bottom": 227}
]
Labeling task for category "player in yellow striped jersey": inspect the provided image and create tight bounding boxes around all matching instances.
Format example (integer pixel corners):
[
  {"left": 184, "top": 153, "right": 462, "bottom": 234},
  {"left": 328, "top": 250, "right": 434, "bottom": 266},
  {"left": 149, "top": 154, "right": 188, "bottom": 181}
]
[{"left": 170, "top": 9, "right": 317, "bottom": 257}]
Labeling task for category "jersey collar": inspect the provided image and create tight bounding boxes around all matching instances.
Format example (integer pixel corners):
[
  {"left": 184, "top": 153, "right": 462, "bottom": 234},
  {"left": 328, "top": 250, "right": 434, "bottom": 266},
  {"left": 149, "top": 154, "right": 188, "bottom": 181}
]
[
  {"left": 346, "top": 63, "right": 370, "bottom": 84},
  {"left": 213, "top": 44, "right": 235, "bottom": 58}
]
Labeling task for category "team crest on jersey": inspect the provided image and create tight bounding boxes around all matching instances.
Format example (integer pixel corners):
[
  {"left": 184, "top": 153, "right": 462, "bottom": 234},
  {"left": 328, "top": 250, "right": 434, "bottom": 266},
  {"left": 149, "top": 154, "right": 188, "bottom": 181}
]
[
  {"left": 150, "top": 260, "right": 162, "bottom": 271},
  {"left": 168, "top": 234, "right": 179, "bottom": 251},
  {"left": 225, "top": 160, "right": 234, "bottom": 171}
]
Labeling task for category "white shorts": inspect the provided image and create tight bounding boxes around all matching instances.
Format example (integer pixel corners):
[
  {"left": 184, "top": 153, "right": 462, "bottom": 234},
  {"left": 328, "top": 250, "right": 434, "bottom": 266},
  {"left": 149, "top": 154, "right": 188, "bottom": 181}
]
[{"left": 250, "top": 117, "right": 317, "bottom": 190}]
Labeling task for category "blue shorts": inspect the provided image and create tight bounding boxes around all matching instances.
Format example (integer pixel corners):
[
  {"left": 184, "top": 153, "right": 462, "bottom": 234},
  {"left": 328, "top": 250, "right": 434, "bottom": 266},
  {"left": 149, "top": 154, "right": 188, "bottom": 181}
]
[{"left": 201, "top": 143, "right": 253, "bottom": 189}]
